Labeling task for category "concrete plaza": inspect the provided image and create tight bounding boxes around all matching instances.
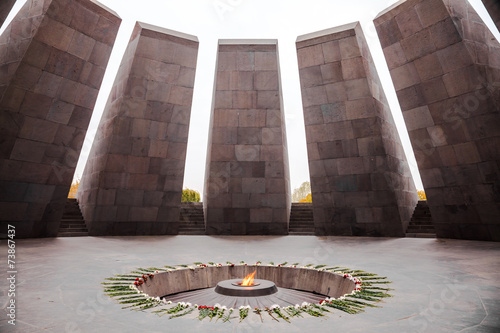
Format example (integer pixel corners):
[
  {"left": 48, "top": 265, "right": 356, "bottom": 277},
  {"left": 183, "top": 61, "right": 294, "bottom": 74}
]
[{"left": 1, "top": 235, "right": 499, "bottom": 332}]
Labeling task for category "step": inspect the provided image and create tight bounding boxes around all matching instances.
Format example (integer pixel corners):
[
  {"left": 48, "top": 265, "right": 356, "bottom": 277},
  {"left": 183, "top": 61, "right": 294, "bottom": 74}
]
[
  {"left": 60, "top": 220, "right": 86, "bottom": 224},
  {"left": 59, "top": 228, "right": 88, "bottom": 233},
  {"left": 407, "top": 223, "right": 434, "bottom": 228},
  {"left": 406, "top": 233, "right": 436, "bottom": 238},
  {"left": 60, "top": 218, "right": 85, "bottom": 222},
  {"left": 59, "top": 199, "right": 86, "bottom": 236},
  {"left": 57, "top": 232, "right": 89, "bottom": 237},
  {"left": 288, "top": 232, "right": 315, "bottom": 235},
  {"left": 179, "top": 227, "right": 205, "bottom": 231},
  {"left": 178, "top": 231, "right": 205, "bottom": 235},
  {"left": 407, "top": 200, "right": 433, "bottom": 234},
  {"left": 411, "top": 215, "right": 432, "bottom": 219},
  {"left": 408, "top": 223, "right": 434, "bottom": 228},
  {"left": 59, "top": 224, "right": 88, "bottom": 229},
  {"left": 178, "top": 228, "right": 205, "bottom": 232},
  {"left": 406, "top": 228, "right": 435, "bottom": 234},
  {"left": 289, "top": 228, "right": 315, "bottom": 233},
  {"left": 179, "top": 223, "right": 205, "bottom": 227}
]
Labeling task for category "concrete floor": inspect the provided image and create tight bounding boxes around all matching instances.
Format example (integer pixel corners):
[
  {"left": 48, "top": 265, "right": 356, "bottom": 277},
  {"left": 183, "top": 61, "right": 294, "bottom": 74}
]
[{"left": 1, "top": 236, "right": 499, "bottom": 332}]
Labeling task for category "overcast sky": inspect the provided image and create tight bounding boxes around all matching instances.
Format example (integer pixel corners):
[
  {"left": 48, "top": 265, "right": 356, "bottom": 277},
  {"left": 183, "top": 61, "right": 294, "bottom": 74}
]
[{"left": 3, "top": 0, "right": 499, "bottom": 199}]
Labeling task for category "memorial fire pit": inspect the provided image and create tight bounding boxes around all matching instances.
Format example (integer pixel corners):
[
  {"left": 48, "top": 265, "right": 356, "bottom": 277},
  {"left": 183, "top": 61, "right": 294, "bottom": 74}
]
[
  {"left": 215, "top": 271, "right": 279, "bottom": 296},
  {"left": 103, "top": 261, "right": 392, "bottom": 323}
]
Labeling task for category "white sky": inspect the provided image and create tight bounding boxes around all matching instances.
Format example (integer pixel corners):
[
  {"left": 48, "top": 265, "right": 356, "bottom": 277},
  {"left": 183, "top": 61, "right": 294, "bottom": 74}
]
[{"left": 3, "top": 0, "right": 499, "bottom": 199}]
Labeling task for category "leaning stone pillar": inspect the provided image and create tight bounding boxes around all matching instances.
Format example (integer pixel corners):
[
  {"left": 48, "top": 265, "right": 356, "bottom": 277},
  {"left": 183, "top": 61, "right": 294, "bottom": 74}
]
[
  {"left": 296, "top": 22, "right": 418, "bottom": 236},
  {"left": 0, "top": 0, "right": 16, "bottom": 27},
  {"left": 0, "top": 0, "right": 120, "bottom": 237},
  {"left": 481, "top": 0, "right": 500, "bottom": 32},
  {"left": 78, "top": 22, "right": 198, "bottom": 235},
  {"left": 374, "top": 0, "right": 500, "bottom": 241},
  {"left": 204, "top": 40, "right": 291, "bottom": 235}
]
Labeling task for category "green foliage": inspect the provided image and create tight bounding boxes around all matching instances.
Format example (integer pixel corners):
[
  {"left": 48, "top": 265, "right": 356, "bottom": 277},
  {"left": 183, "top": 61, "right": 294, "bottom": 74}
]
[{"left": 182, "top": 188, "right": 200, "bottom": 202}]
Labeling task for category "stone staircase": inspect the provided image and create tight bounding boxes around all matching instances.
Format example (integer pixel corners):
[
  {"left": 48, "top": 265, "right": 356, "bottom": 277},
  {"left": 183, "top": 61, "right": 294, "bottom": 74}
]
[
  {"left": 58, "top": 198, "right": 89, "bottom": 237},
  {"left": 288, "top": 203, "right": 315, "bottom": 235},
  {"left": 406, "top": 200, "right": 435, "bottom": 238},
  {"left": 178, "top": 202, "right": 205, "bottom": 235}
]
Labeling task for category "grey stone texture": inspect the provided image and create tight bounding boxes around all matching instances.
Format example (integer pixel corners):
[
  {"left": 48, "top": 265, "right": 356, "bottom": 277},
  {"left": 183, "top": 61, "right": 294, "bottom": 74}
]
[
  {"left": 481, "top": 0, "right": 500, "bottom": 32},
  {"left": 375, "top": 0, "right": 500, "bottom": 241},
  {"left": 77, "top": 22, "right": 198, "bottom": 235},
  {"left": 0, "top": 0, "right": 120, "bottom": 238},
  {"left": 0, "top": 0, "right": 16, "bottom": 27},
  {"left": 139, "top": 265, "right": 354, "bottom": 300},
  {"left": 296, "top": 22, "right": 418, "bottom": 237},
  {"left": 204, "top": 40, "right": 291, "bottom": 235}
]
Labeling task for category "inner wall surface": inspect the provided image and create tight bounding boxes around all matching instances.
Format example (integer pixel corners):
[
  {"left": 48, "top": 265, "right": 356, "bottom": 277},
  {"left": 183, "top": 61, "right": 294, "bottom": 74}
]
[
  {"left": 139, "top": 266, "right": 355, "bottom": 299},
  {"left": 164, "top": 286, "right": 325, "bottom": 308}
]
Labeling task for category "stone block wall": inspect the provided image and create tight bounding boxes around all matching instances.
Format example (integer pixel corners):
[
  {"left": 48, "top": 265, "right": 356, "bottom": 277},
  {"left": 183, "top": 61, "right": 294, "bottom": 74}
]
[
  {"left": 375, "top": 0, "right": 500, "bottom": 241},
  {"left": 204, "top": 40, "right": 291, "bottom": 235},
  {"left": 481, "top": 0, "right": 500, "bottom": 32},
  {"left": 0, "top": 0, "right": 16, "bottom": 27},
  {"left": 296, "top": 22, "right": 418, "bottom": 236},
  {"left": 78, "top": 22, "right": 198, "bottom": 235},
  {"left": 0, "top": 0, "right": 120, "bottom": 237}
]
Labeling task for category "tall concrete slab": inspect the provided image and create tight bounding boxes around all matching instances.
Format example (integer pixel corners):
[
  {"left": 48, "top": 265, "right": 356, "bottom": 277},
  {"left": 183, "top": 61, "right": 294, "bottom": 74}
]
[
  {"left": 375, "top": 0, "right": 500, "bottom": 241},
  {"left": 204, "top": 40, "right": 291, "bottom": 235},
  {"left": 481, "top": 0, "right": 500, "bottom": 32},
  {"left": 78, "top": 22, "right": 198, "bottom": 235},
  {"left": 296, "top": 23, "right": 418, "bottom": 236},
  {"left": 0, "top": 0, "right": 120, "bottom": 238},
  {"left": 0, "top": 0, "right": 16, "bottom": 28}
]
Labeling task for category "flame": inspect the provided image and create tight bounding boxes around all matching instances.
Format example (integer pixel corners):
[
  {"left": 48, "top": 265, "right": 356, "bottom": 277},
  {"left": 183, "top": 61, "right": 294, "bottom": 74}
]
[{"left": 241, "top": 271, "right": 256, "bottom": 286}]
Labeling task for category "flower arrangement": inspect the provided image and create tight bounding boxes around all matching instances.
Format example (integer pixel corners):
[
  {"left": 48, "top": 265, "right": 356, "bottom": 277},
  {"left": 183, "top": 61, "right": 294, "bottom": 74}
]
[
  {"left": 239, "top": 305, "right": 251, "bottom": 322},
  {"left": 102, "top": 261, "right": 392, "bottom": 323}
]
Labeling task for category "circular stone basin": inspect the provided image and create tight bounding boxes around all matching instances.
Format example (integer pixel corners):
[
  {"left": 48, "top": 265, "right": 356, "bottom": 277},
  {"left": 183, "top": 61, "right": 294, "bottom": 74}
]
[
  {"left": 215, "top": 279, "right": 278, "bottom": 296},
  {"left": 137, "top": 265, "right": 356, "bottom": 308}
]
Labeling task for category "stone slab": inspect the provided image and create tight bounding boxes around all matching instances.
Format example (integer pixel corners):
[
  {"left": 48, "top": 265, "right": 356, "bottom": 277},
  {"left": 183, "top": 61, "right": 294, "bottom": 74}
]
[
  {"left": 375, "top": 0, "right": 500, "bottom": 241},
  {"left": 77, "top": 22, "right": 198, "bottom": 235},
  {"left": 296, "top": 22, "right": 418, "bottom": 237},
  {"left": 0, "top": 0, "right": 121, "bottom": 238},
  {"left": 204, "top": 40, "right": 290, "bottom": 235}
]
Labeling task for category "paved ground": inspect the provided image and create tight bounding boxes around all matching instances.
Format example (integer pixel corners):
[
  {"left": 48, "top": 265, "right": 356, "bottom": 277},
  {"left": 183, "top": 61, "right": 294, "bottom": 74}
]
[{"left": 0, "top": 236, "right": 499, "bottom": 332}]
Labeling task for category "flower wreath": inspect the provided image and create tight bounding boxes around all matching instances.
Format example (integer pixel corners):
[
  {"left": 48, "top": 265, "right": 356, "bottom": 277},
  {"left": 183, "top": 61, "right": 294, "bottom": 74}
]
[{"left": 102, "top": 261, "right": 392, "bottom": 323}]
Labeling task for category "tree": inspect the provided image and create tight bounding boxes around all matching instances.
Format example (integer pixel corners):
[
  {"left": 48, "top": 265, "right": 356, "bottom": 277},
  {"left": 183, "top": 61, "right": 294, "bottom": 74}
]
[
  {"left": 299, "top": 193, "right": 312, "bottom": 203},
  {"left": 417, "top": 190, "right": 426, "bottom": 200},
  {"left": 292, "top": 181, "right": 311, "bottom": 202},
  {"left": 67, "top": 179, "right": 80, "bottom": 198},
  {"left": 182, "top": 188, "right": 200, "bottom": 202}
]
